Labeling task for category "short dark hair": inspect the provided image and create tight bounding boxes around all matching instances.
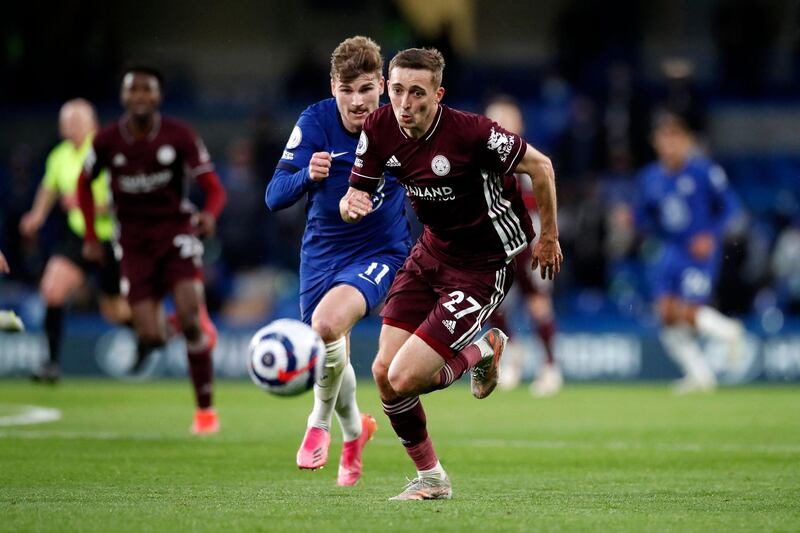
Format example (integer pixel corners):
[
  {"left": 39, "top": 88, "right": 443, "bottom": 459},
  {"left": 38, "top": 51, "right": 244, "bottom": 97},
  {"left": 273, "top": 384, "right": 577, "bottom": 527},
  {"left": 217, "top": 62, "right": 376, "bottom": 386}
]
[
  {"left": 121, "top": 63, "right": 165, "bottom": 90},
  {"left": 389, "top": 47, "right": 445, "bottom": 88},
  {"left": 330, "top": 36, "right": 383, "bottom": 83},
  {"left": 651, "top": 104, "right": 704, "bottom": 135}
]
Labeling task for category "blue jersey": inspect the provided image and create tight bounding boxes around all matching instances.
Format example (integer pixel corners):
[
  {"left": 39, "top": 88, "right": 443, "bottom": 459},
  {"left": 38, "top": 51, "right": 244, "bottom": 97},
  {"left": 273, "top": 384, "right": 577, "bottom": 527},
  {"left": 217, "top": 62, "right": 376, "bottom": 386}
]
[
  {"left": 634, "top": 154, "right": 740, "bottom": 250},
  {"left": 266, "top": 98, "right": 411, "bottom": 270},
  {"left": 634, "top": 154, "right": 741, "bottom": 302}
]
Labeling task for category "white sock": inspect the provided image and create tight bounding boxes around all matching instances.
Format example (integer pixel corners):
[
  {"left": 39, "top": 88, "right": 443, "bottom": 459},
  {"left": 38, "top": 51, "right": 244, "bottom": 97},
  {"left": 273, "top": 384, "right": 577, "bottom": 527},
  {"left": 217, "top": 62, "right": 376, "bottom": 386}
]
[
  {"left": 695, "top": 306, "right": 742, "bottom": 341},
  {"left": 334, "top": 362, "right": 362, "bottom": 442},
  {"left": 659, "top": 326, "right": 715, "bottom": 383},
  {"left": 475, "top": 334, "right": 496, "bottom": 358},
  {"left": 418, "top": 461, "right": 447, "bottom": 480},
  {"left": 307, "top": 337, "right": 347, "bottom": 431}
]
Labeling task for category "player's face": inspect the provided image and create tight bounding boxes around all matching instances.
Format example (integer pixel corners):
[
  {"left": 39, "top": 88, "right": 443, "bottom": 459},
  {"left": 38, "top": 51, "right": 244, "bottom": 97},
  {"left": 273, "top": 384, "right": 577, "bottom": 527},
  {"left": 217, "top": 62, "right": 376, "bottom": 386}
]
[
  {"left": 485, "top": 102, "right": 524, "bottom": 136},
  {"left": 388, "top": 67, "right": 445, "bottom": 138},
  {"left": 331, "top": 72, "right": 384, "bottom": 133},
  {"left": 652, "top": 121, "right": 693, "bottom": 170},
  {"left": 59, "top": 105, "right": 96, "bottom": 146},
  {"left": 121, "top": 72, "right": 161, "bottom": 119}
]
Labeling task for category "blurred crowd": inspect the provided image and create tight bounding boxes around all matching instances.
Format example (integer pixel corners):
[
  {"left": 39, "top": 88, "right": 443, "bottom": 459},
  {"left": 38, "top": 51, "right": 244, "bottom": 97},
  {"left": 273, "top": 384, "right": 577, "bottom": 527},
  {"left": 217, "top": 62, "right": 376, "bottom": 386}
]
[{"left": 2, "top": 0, "right": 799, "bottom": 330}]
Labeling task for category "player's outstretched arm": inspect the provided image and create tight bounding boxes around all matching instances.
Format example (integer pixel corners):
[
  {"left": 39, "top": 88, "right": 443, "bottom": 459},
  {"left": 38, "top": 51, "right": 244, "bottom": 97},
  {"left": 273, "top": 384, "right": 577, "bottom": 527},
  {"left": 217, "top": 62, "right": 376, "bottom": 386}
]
[
  {"left": 514, "top": 144, "right": 562, "bottom": 280},
  {"left": 339, "top": 187, "right": 373, "bottom": 224},
  {"left": 194, "top": 171, "right": 226, "bottom": 237},
  {"left": 19, "top": 185, "right": 59, "bottom": 239},
  {"left": 76, "top": 171, "right": 103, "bottom": 263},
  {"left": 266, "top": 152, "right": 332, "bottom": 212}
]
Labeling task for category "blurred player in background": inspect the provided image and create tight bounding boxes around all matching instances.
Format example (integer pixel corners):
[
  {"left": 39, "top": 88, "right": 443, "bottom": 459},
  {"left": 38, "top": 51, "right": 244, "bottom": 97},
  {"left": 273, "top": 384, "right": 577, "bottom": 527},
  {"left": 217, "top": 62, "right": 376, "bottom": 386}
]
[
  {"left": 630, "top": 108, "right": 744, "bottom": 393},
  {"left": 19, "top": 99, "right": 130, "bottom": 383},
  {"left": 0, "top": 250, "right": 25, "bottom": 332},
  {"left": 343, "top": 47, "right": 562, "bottom": 500},
  {"left": 484, "top": 95, "right": 562, "bottom": 397},
  {"left": 266, "top": 36, "right": 411, "bottom": 486},
  {"left": 78, "top": 65, "right": 226, "bottom": 433}
]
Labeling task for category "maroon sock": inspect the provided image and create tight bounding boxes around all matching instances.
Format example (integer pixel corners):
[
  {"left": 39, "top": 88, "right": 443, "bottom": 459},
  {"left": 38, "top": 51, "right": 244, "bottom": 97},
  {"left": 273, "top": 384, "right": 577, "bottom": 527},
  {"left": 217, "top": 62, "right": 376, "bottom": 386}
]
[
  {"left": 406, "top": 436, "right": 438, "bottom": 471},
  {"left": 382, "top": 396, "right": 438, "bottom": 471},
  {"left": 537, "top": 320, "right": 556, "bottom": 365},
  {"left": 435, "top": 344, "right": 483, "bottom": 389},
  {"left": 187, "top": 346, "right": 213, "bottom": 409}
]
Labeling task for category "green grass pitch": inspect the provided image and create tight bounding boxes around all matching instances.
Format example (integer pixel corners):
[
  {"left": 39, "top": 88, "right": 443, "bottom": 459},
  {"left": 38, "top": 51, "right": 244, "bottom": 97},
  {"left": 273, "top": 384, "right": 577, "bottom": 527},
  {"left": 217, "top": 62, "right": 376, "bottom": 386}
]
[{"left": 1, "top": 380, "right": 798, "bottom": 532}]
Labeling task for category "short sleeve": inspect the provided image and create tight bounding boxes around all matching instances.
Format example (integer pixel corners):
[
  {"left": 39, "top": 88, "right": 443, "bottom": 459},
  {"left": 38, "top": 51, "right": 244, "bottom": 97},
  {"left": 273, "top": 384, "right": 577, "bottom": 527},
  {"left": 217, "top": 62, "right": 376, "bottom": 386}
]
[
  {"left": 181, "top": 126, "right": 214, "bottom": 177},
  {"left": 41, "top": 147, "right": 60, "bottom": 191},
  {"left": 474, "top": 116, "right": 527, "bottom": 175}
]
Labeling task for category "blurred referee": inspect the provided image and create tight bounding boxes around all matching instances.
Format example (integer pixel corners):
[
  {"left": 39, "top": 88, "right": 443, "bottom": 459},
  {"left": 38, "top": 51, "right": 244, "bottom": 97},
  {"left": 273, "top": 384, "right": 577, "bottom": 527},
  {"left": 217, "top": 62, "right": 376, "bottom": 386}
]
[{"left": 19, "top": 99, "right": 130, "bottom": 383}]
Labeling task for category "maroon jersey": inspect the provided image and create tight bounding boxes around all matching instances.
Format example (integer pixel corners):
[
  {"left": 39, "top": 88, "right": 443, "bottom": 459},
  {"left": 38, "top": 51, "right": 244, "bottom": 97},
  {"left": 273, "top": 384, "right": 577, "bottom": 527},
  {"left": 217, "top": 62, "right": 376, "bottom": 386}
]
[
  {"left": 350, "top": 104, "right": 533, "bottom": 270},
  {"left": 84, "top": 114, "right": 214, "bottom": 230}
]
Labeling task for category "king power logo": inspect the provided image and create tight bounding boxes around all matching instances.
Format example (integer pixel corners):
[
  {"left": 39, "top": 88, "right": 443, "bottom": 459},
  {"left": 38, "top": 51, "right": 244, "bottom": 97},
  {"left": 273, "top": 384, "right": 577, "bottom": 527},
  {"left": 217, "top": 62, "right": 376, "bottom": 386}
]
[{"left": 403, "top": 183, "right": 455, "bottom": 202}]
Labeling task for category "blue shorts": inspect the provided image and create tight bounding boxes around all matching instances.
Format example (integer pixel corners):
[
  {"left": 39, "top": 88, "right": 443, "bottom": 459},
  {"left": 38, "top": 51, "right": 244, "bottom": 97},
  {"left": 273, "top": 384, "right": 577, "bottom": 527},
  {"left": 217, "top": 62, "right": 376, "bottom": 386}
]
[
  {"left": 299, "top": 253, "right": 407, "bottom": 324},
  {"left": 648, "top": 245, "right": 720, "bottom": 304}
]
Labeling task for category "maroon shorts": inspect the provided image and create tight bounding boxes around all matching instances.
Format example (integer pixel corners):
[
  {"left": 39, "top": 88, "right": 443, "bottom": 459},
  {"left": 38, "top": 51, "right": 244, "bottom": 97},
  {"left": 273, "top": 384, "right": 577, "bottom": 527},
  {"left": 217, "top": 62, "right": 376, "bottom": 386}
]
[
  {"left": 381, "top": 242, "right": 515, "bottom": 359},
  {"left": 118, "top": 222, "right": 203, "bottom": 304}
]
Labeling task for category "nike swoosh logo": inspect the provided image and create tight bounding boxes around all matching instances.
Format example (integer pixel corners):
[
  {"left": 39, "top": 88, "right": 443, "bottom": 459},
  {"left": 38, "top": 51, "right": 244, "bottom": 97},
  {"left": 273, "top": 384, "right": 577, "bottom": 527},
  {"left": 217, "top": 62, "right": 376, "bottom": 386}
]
[
  {"left": 277, "top": 356, "right": 318, "bottom": 382},
  {"left": 331, "top": 151, "right": 348, "bottom": 158}
]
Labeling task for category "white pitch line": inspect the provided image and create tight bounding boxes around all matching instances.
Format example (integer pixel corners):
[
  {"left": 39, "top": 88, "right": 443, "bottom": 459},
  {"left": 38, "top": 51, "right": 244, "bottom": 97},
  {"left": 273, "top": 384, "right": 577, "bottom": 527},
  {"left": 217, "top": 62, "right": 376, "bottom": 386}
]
[{"left": 0, "top": 405, "right": 61, "bottom": 427}]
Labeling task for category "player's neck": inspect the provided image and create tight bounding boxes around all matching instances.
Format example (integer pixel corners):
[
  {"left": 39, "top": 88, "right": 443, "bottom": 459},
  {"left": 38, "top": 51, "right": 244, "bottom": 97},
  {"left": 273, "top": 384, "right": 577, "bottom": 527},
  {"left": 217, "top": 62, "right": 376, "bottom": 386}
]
[
  {"left": 68, "top": 133, "right": 90, "bottom": 149},
  {"left": 126, "top": 113, "right": 158, "bottom": 139},
  {"left": 404, "top": 104, "right": 439, "bottom": 139},
  {"left": 661, "top": 157, "right": 688, "bottom": 174}
]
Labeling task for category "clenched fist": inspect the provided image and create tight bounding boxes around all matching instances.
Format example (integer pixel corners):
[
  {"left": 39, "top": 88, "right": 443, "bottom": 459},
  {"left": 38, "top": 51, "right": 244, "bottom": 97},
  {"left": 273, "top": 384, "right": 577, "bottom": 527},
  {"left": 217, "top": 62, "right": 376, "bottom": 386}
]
[
  {"left": 339, "top": 187, "right": 373, "bottom": 223},
  {"left": 308, "top": 152, "right": 333, "bottom": 182}
]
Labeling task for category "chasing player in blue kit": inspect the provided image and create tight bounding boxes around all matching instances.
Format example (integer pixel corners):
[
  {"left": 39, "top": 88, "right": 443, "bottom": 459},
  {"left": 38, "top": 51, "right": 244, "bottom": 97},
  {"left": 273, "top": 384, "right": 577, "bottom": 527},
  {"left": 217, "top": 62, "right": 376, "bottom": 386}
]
[
  {"left": 266, "top": 36, "right": 411, "bottom": 485},
  {"left": 633, "top": 107, "right": 744, "bottom": 393}
]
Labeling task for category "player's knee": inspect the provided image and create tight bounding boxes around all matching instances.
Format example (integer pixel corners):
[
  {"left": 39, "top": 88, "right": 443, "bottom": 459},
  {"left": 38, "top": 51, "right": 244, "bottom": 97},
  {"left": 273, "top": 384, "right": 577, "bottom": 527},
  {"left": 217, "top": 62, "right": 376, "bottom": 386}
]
[
  {"left": 181, "top": 320, "right": 202, "bottom": 343},
  {"left": 41, "top": 285, "right": 68, "bottom": 306},
  {"left": 99, "top": 299, "right": 129, "bottom": 324},
  {"left": 387, "top": 366, "right": 418, "bottom": 398},
  {"left": 311, "top": 316, "right": 340, "bottom": 343},
  {"left": 372, "top": 358, "right": 390, "bottom": 386}
]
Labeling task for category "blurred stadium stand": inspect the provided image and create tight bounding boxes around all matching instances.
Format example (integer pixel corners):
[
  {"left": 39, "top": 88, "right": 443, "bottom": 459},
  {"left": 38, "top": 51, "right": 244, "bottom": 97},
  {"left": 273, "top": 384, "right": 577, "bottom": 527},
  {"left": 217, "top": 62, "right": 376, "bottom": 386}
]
[{"left": 2, "top": 0, "right": 800, "bottom": 379}]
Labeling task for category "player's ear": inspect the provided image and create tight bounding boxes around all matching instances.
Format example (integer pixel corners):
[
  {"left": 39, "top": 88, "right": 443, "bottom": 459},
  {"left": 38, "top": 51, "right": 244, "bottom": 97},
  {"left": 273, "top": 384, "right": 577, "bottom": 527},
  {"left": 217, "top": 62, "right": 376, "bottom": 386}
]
[
  {"left": 436, "top": 86, "right": 445, "bottom": 103},
  {"left": 378, "top": 75, "right": 385, "bottom": 96},
  {"left": 330, "top": 78, "right": 337, "bottom": 97}
]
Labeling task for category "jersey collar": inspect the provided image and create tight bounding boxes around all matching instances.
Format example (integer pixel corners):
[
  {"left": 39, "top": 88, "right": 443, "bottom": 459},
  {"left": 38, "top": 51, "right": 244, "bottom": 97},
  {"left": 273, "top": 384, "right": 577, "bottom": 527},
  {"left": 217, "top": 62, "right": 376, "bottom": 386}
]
[
  {"left": 398, "top": 104, "right": 443, "bottom": 141},
  {"left": 119, "top": 112, "right": 162, "bottom": 144}
]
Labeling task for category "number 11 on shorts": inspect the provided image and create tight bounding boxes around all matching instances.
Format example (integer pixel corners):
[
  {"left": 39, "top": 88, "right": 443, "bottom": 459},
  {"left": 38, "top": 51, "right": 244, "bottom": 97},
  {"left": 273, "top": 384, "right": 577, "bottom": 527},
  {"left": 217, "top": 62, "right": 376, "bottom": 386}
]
[{"left": 359, "top": 262, "right": 390, "bottom": 285}]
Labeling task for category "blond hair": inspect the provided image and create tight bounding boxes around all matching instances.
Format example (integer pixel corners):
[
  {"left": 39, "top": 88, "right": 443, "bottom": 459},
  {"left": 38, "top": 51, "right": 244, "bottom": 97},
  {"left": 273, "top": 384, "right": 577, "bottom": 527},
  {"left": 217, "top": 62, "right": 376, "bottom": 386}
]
[{"left": 330, "top": 36, "right": 383, "bottom": 83}]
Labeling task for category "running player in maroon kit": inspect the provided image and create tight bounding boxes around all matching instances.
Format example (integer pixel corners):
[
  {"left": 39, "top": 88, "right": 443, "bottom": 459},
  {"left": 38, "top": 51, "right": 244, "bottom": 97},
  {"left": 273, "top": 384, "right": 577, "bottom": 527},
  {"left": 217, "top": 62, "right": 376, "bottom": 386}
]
[
  {"left": 77, "top": 65, "right": 227, "bottom": 434},
  {"left": 342, "top": 48, "right": 562, "bottom": 500}
]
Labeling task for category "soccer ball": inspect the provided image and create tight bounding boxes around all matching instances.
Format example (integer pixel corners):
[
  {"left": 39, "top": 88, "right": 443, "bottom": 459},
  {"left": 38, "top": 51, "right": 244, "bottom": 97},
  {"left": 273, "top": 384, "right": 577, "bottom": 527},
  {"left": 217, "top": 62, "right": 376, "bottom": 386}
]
[{"left": 247, "top": 318, "right": 325, "bottom": 397}]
